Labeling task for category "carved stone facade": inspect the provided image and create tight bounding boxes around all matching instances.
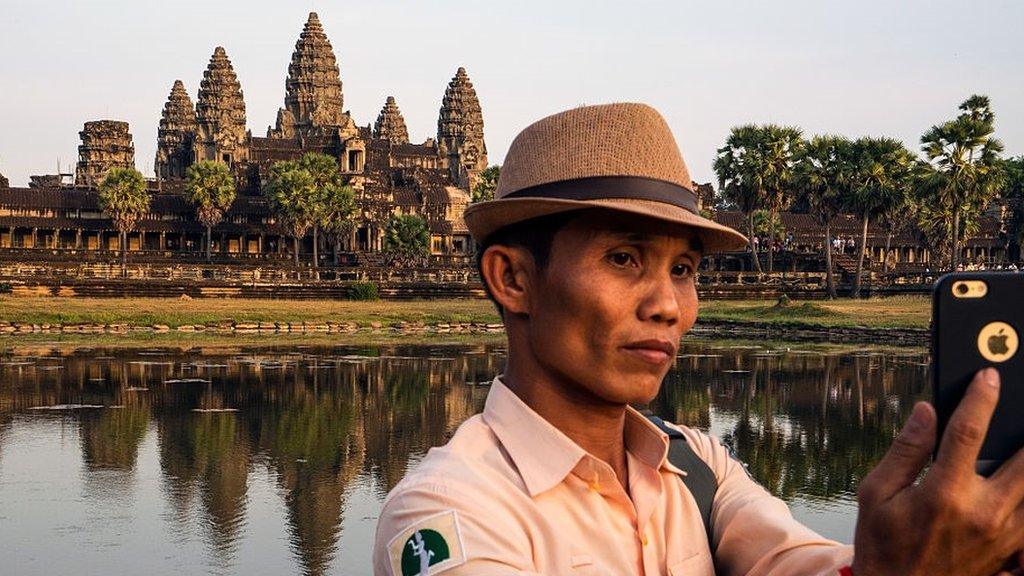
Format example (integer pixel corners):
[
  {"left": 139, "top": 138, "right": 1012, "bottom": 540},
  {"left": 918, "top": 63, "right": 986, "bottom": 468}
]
[
  {"left": 195, "top": 47, "right": 248, "bottom": 167},
  {"left": 2, "top": 12, "right": 489, "bottom": 263},
  {"left": 373, "top": 97, "right": 410, "bottom": 145},
  {"left": 156, "top": 80, "right": 198, "bottom": 180},
  {"left": 437, "top": 67, "right": 487, "bottom": 191},
  {"left": 0, "top": 172, "right": 8, "bottom": 189},
  {"left": 269, "top": 12, "right": 349, "bottom": 138},
  {"left": 75, "top": 120, "right": 135, "bottom": 187}
]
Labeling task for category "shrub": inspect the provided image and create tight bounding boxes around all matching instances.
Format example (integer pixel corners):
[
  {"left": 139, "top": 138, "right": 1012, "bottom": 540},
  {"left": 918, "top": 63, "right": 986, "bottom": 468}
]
[{"left": 346, "top": 281, "right": 379, "bottom": 301}]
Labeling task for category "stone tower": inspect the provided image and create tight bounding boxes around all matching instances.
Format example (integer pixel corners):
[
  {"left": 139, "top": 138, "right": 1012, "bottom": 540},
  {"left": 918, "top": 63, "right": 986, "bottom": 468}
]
[
  {"left": 194, "top": 46, "right": 248, "bottom": 166},
  {"left": 155, "top": 80, "right": 198, "bottom": 180},
  {"left": 0, "top": 172, "right": 8, "bottom": 189},
  {"left": 271, "top": 12, "right": 345, "bottom": 138},
  {"left": 437, "top": 67, "right": 487, "bottom": 191},
  {"left": 373, "top": 96, "right": 410, "bottom": 145},
  {"left": 75, "top": 120, "right": 135, "bottom": 187}
]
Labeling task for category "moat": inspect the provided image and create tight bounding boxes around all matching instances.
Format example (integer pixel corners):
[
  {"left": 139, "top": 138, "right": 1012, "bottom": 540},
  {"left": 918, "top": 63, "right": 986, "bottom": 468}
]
[{"left": 0, "top": 340, "right": 929, "bottom": 575}]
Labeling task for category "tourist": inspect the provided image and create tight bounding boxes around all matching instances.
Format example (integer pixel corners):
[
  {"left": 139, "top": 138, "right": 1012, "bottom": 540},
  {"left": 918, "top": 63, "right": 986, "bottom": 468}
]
[{"left": 372, "top": 103, "right": 1024, "bottom": 575}]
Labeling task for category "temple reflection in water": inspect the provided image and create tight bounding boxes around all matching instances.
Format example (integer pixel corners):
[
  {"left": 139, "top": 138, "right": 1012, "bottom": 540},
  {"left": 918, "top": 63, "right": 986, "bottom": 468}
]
[{"left": 0, "top": 341, "right": 929, "bottom": 575}]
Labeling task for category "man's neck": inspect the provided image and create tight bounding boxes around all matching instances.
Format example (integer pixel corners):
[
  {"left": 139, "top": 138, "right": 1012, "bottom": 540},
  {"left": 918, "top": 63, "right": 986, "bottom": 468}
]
[{"left": 502, "top": 361, "right": 630, "bottom": 489}]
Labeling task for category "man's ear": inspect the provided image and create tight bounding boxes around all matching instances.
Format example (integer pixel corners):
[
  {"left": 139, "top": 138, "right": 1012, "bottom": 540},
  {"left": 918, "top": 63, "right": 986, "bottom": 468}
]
[{"left": 480, "top": 244, "right": 534, "bottom": 316}]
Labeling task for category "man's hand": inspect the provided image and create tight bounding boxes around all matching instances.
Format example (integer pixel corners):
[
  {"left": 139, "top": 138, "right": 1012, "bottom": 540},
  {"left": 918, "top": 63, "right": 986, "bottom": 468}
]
[{"left": 853, "top": 368, "right": 1024, "bottom": 576}]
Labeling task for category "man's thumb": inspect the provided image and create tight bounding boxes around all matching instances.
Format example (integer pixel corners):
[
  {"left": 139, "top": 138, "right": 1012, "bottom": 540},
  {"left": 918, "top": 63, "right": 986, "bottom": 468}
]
[{"left": 861, "top": 402, "right": 936, "bottom": 502}]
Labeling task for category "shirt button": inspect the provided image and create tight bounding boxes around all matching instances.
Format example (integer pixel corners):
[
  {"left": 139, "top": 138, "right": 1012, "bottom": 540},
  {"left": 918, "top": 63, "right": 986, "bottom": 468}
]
[{"left": 640, "top": 532, "right": 649, "bottom": 546}]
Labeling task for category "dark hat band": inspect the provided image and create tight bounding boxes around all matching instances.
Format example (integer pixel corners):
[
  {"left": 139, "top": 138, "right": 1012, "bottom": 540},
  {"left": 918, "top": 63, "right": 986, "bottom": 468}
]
[{"left": 502, "top": 176, "right": 698, "bottom": 214}]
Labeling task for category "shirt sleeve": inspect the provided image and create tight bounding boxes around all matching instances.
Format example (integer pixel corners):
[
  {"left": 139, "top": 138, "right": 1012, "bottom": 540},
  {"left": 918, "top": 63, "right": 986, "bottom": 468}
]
[
  {"left": 373, "top": 479, "right": 543, "bottom": 576},
  {"left": 680, "top": 427, "right": 855, "bottom": 576}
]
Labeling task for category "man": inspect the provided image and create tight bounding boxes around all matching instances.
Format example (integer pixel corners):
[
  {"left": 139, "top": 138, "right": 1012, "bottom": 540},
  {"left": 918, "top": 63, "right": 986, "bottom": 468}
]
[{"left": 373, "top": 103, "right": 1024, "bottom": 575}]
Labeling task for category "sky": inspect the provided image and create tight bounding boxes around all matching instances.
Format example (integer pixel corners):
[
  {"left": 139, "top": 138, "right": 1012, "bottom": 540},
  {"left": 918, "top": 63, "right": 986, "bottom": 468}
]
[{"left": 1, "top": 0, "right": 1022, "bottom": 188}]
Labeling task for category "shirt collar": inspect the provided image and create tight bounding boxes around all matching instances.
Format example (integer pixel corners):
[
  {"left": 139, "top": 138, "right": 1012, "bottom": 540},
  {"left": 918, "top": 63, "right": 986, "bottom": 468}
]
[{"left": 482, "top": 376, "right": 685, "bottom": 497}]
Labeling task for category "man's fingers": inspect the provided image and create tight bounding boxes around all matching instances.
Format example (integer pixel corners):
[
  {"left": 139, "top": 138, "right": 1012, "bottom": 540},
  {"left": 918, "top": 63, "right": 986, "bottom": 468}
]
[
  {"left": 859, "top": 401, "right": 936, "bottom": 503},
  {"left": 935, "top": 368, "right": 1000, "bottom": 479}
]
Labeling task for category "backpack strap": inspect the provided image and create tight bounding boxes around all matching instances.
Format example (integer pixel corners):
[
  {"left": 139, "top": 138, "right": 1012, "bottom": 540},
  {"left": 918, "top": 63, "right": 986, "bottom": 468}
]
[{"left": 646, "top": 415, "right": 718, "bottom": 548}]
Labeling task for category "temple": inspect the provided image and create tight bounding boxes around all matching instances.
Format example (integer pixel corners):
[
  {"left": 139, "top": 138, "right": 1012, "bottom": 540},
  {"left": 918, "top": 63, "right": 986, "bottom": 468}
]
[
  {"left": 0, "top": 12, "right": 483, "bottom": 262},
  {"left": 0, "top": 12, "right": 1016, "bottom": 285}
]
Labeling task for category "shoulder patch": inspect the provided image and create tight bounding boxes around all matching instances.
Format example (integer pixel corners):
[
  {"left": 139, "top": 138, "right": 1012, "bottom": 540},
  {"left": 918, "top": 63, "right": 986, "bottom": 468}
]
[{"left": 387, "top": 509, "right": 466, "bottom": 576}]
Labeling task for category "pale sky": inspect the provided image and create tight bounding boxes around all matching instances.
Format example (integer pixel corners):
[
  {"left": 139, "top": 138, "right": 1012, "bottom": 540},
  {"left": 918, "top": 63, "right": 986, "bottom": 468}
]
[{"left": 1, "top": 0, "right": 1022, "bottom": 188}]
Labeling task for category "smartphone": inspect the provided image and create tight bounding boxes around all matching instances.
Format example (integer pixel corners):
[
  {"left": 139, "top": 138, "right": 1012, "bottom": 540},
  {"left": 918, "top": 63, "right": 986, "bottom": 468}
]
[{"left": 933, "top": 272, "right": 1024, "bottom": 476}]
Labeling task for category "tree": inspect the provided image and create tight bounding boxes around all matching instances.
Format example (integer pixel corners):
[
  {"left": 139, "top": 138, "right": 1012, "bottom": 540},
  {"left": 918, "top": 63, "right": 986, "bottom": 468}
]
[
  {"left": 184, "top": 160, "right": 236, "bottom": 262},
  {"left": 97, "top": 167, "right": 150, "bottom": 274},
  {"left": 795, "top": 135, "right": 854, "bottom": 299},
  {"left": 319, "top": 180, "right": 357, "bottom": 266},
  {"left": 714, "top": 124, "right": 804, "bottom": 273},
  {"left": 298, "top": 152, "right": 347, "bottom": 269},
  {"left": 1003, "top": 156, "right": 1024, "bottom": 260},
  {"left": 472, "top": 165, "right": 500, "bottom": 202},
  {"left": 877, "top": 190, "right": 915, "bottom": 275},
  {"left": 751, "top": 210, "right": 786, "bottom": 245},
  {"left": 383, "top": 214, "right": 430, "bottom": 267},
  {"left": 264, "top": 160, "right": 316, "bottom": 267},
  {"left": 756, "top": 125, "right": 804, "bottom": 273},
  {"left": 918, "top": 95, "right": 1005, "bottom": 271},
  {"left": 848, "top": 137, "right": 915, "bottom": 298}
]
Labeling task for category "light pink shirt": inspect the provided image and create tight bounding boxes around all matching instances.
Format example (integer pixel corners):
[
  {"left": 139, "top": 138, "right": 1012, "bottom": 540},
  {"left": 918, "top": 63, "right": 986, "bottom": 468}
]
[{"left": 373, "top": 377, "right": 853, "bottom": 575}]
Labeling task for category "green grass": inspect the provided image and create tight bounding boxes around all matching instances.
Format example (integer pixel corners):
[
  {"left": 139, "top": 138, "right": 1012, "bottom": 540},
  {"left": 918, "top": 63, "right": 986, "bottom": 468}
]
[
  {"left": 699, "top": 295, "right": 930, "bottom": 329},
  {"left": 0, "top": 297, "right": 502, "bottom": 328}
]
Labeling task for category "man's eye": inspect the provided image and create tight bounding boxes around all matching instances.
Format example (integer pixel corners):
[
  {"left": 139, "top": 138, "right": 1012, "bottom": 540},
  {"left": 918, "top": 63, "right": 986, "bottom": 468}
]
[
  {"left": 610, "top": 252, "right": 635, "bottom": 266},
  {"left": 672, "top": 263, "right": 693, "bottom": 277}
]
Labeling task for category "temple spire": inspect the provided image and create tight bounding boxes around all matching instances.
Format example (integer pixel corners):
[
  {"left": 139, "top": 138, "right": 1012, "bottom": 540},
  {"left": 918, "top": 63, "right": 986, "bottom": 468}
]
[
  {"left": 272, "top": 12, "right": 345, "bottom": 138},
  {"left": 155, "top": 80, "right": 197, "bottom": 180},
  {"left": 194, "top": 46, "right": 248, "bottom": 166},
  {"left": 373, "top": 96, "right": 410, "bottom": 145},
  {"left": 437, "top": 67, "right": 487, "bottom": 190},
  {"left": 75, "top": 120, "right": 135, "bottom": 187}
]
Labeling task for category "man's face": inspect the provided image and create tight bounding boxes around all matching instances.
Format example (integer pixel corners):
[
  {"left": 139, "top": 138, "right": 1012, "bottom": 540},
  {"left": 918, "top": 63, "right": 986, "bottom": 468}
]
[{"left": 525, "top": 210, "right": 701, "bottom": 406}]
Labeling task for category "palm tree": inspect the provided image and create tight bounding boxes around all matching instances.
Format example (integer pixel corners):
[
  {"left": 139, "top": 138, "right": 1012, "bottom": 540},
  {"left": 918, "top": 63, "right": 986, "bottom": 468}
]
[
  {"left": 757, "top": 125, "right": 804, "bottom": 273},
  {"left": 184, "top": 160, "right": 236, "bottom": 262},
  {"left": 795, "top": 136, "right": 854, "bottom": 299},
  {"left": 918, "top": 95, "right": 1005, "bottom": 271},
  {"left": 1002, "top": 156, "right": 1024, "bottom": 261},
  {"left": 714, "top": 124, "right": 803, "bottom": 273},
  {"left": 97, "top": 167, "right": 150, "bottom": 275},
  {"left": 298, "top": 153, "right": 346, "bottom": 269},
  {"left": 877, "top": 192, "right": 914, "bottom": 274},
  {"left": 264, "top": 160, "right": 316, "bottom": 267},
  {"left": 319, "top": 182, "right": 357, "bottom": 266},
  {"left": 383, "top": 215, "right": 430, "bottom": 267},
  {"left": 848, "top": 137, "right": 914, "bottom": 298},
  {"left": 714, "top": 125, "right": 765, "bottom": 273}
]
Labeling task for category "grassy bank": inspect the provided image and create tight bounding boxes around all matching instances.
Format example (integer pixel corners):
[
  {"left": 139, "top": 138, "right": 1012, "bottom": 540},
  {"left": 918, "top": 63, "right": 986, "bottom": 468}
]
[
  {"left": 699, "top": 295, "right": 930, "bottom": 329},
  {"left": 0, "top": 295, "right": 931, "bottom": 330},
  {"left": 0, "top": 297, "right": 502, "bottom": 327}
]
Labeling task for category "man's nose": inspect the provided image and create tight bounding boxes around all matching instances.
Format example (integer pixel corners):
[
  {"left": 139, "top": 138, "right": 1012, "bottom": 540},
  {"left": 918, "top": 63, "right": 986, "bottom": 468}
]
[{"left": 637, "top": 274, "right": 680, "bottom": 325}]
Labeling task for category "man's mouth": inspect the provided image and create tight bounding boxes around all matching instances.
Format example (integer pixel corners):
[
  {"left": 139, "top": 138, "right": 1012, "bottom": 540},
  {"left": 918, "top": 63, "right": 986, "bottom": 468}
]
[{"left": 622, "top": 339, "right": 676, "bottom": 365}]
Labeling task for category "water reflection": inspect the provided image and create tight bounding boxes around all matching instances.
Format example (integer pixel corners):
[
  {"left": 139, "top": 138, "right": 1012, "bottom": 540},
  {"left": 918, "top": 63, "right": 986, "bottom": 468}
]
[{"left": 0, "top": 341, "right": 928, "bottom": 575}]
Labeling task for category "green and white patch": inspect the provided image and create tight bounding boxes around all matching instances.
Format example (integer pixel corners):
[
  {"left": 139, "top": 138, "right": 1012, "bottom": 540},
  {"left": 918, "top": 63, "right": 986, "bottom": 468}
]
[{"left": 387, "top": 510, "right": 466, "bottom": 576}]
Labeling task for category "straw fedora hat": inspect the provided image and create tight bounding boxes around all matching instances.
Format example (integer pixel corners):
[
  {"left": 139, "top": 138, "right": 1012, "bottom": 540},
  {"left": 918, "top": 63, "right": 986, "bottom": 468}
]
[{"left": 463, "top": 102, "right": 747, "bottom": 253}]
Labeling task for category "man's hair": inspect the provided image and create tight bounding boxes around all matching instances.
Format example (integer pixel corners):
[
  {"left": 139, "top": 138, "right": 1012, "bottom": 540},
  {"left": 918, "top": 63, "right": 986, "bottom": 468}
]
[{"left": 474, "top": 211, "right": 582, "bottom": 317}]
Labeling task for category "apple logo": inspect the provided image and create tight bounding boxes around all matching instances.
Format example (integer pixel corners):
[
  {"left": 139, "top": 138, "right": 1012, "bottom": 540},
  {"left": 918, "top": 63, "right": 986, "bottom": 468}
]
[
  {"left": 978, "top": 322, "right": 1018, "bottom": 363},
  {"left": 988, "top": 329, "right": 1010, "bottom": 357}
]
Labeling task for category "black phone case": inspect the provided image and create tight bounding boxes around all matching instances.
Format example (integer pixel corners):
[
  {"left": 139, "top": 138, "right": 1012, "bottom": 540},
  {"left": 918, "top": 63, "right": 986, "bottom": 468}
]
[{"left": 933, "top": 272, "right": 1024, "bottom": 475}]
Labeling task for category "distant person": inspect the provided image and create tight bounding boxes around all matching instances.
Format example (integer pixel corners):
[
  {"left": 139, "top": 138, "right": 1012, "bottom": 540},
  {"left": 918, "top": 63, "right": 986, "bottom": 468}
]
[{"left": 373, "top": 103, "right": 1024, "bottom": 575}]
